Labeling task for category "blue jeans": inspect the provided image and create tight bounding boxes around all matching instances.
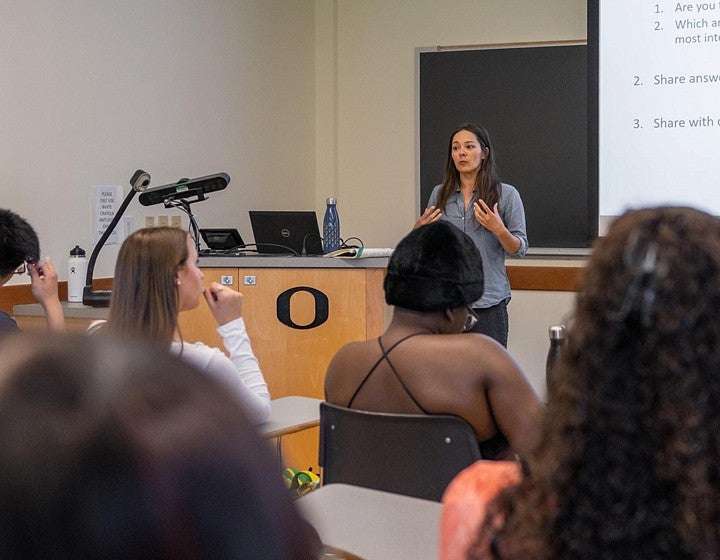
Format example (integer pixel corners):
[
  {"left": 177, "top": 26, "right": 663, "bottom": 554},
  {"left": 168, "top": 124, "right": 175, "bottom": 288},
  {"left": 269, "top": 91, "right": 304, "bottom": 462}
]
[{"left": 468, "top": 299, "right": 509, "bottom": 347}]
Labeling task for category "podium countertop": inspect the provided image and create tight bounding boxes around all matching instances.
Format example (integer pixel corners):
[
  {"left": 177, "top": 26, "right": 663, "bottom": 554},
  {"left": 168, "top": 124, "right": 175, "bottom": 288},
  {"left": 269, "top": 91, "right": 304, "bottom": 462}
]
[{"left": 197, "top": 254, "right": 389, "bottom": 268}]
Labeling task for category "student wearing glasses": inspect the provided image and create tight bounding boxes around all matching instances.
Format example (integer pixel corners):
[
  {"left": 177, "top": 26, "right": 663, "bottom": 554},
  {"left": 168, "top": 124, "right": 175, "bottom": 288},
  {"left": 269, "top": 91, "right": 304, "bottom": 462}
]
[
  {"left": 324, "top": 221, "right": 542, "bottom": 460},
  {"left": 0, "top": 208, "right": 64, "bottom": 333}
]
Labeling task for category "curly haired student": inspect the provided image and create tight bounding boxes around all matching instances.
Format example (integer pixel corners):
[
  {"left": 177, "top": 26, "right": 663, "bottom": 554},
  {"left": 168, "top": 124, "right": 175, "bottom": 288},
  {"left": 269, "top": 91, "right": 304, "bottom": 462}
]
[{"left": 442, "top": 206, "right": 720, "bottom": 560}]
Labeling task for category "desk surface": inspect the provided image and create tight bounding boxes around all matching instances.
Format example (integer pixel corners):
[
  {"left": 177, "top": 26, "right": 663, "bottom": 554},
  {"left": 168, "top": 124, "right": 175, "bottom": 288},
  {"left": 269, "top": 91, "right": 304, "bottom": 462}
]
[
  {"left": 13, "top": 301, "right": 109, "bottom": 319},
  {"left": 198, "top": 255, "right": 389, "bottom": 269},
  {"left": 260, "top": 396, "right": 322, "bottom": 440},
  {"left": 298, "top": 483, "right": 441, "bottom": 560}
]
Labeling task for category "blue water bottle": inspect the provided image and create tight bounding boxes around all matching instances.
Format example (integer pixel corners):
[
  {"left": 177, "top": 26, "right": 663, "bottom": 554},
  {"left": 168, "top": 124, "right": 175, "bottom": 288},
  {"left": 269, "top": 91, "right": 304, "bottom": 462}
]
[{"left": 323, "top": 197, "right": 340, "bottom": 254}]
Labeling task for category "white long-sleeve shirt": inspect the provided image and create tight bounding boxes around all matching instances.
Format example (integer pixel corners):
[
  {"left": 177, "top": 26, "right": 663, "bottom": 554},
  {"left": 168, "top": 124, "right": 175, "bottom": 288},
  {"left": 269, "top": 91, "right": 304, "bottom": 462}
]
[{"left": 171, "top": 317, "right": 271, "bottom": 423}]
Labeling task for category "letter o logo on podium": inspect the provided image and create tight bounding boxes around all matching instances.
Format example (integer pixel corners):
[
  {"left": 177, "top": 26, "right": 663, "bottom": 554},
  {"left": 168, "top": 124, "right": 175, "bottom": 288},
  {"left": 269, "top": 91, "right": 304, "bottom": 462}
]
[{"left": 276, "top": 286, "right": 329, "bottom": 330}]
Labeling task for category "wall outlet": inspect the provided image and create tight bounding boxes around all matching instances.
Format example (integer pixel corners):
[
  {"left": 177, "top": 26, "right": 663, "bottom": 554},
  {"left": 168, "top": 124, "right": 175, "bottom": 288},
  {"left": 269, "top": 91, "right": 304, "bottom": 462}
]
[
  {"left": 170, "top": 215, "right": 181, "bottom": 228},
  {"left": 145, "top": 216, "right": 155, "bottom": 228},
  {"left": 123, "top": 216, "right": 135, "bottom": 239},
  {"left": 158, "top": 215, "right": 169, "bottom": 227}
]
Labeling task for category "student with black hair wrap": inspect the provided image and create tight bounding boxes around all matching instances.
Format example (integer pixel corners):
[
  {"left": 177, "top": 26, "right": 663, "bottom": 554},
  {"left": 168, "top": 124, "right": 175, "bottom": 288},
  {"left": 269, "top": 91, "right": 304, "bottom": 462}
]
[{"left": 325, "top": 221, "right": 542, "bottom": 461}]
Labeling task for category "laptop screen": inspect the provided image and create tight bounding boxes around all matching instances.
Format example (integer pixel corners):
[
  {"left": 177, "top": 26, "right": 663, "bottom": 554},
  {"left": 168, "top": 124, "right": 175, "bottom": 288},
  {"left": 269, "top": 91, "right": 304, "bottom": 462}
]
[{"left": 248, "top": 211, "right": 323, "bottom": 255}]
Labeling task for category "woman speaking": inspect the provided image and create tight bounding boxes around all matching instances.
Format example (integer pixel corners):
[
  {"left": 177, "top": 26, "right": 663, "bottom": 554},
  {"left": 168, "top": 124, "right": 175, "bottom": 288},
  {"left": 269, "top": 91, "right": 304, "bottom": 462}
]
[{"left": 414, "top": 123, "right": 528, "bottom": 347}]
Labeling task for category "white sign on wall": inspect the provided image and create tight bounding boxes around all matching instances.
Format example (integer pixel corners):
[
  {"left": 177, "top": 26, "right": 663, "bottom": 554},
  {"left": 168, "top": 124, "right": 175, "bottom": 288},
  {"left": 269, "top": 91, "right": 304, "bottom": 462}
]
[{"left": 92, "top": 185, "right": 123, "bottom": 244}]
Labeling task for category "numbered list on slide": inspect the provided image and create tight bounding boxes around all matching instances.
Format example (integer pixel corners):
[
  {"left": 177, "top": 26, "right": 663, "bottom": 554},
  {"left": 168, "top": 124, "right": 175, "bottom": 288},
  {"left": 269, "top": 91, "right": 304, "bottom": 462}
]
[{"left": 600, "top": 1, "right": 720, "bottom": 216}]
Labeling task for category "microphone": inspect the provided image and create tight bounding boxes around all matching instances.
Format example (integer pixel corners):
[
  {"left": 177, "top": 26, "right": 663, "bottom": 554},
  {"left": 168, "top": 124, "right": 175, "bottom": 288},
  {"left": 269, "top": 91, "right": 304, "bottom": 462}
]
[{"left": 82, "top": 169, "right": 150, "bottom": 307}]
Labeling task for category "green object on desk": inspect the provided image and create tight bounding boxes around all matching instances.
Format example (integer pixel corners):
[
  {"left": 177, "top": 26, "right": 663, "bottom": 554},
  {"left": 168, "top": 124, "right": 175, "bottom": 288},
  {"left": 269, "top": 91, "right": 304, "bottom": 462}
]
[{"left": 283, "top": 466, "right": 320, "bottom": 496}]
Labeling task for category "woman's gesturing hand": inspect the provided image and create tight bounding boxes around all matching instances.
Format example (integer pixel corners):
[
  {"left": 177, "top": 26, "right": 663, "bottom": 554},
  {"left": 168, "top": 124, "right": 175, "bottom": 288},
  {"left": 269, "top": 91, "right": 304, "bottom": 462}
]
[
  {"left": 473, "top": 199, "right": 504, "bottom": 234},
  {"left": 413, "top": 205, "right": 442, "bottom": 230}
]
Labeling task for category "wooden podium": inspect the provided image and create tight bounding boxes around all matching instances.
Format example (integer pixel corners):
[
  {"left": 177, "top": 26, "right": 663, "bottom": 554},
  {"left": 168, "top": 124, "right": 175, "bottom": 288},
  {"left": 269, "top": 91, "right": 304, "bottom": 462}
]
[{"left": 180, "top": 256, "right": 388, "bottom": 471}]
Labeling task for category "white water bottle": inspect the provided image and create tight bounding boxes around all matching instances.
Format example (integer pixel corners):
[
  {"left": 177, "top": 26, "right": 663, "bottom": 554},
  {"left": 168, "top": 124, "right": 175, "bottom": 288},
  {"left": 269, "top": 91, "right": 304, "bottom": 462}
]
[{"left": 67, "top": 245, "right": 88, "bottom": 303}]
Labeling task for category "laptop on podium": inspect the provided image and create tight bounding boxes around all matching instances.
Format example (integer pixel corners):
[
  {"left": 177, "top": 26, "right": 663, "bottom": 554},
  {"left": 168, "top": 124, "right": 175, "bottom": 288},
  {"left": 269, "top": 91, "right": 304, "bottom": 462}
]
[{"left": 249, "top": 211, "right": 323, "bottom": 255}]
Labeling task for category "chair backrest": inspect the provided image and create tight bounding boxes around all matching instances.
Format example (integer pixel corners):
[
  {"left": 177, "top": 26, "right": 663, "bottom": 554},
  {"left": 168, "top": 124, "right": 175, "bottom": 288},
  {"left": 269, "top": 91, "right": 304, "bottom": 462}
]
[{"left": 319, "top": 402, "right": 482, "bottom": 502}]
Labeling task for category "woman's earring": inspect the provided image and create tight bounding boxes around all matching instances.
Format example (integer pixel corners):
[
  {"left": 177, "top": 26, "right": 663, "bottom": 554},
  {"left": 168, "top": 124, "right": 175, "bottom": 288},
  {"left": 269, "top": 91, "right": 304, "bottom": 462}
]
[{"left": 175, "top": 279, "right": 181, "bottom": 286}]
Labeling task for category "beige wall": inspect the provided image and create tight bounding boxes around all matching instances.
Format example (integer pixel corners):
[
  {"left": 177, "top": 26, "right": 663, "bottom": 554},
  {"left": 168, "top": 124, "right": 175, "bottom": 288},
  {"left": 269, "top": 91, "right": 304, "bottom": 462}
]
[
  {"left": 508, "top": 285, "right": 576, "bottom": 398},
  {"left": 3, "top": 0, "right": 586, "bottom": 392},
  {"left": 1, "top": 0, "right": 316, "bottom": 279}
]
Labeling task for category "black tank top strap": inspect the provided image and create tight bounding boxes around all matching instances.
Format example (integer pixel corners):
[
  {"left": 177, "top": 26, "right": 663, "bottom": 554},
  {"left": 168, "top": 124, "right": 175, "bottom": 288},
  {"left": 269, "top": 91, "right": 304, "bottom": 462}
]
[
  {"left": 377, "top": 336, "right": 431, "bottom": 414},
  {"left": 346, "top": 332, "right": 425, "bottom": 408}
]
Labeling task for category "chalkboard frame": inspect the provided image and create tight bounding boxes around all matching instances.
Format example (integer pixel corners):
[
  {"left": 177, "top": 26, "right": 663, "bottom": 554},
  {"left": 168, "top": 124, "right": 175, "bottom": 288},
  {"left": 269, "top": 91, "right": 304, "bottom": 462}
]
[{"left": 416, "top": 41, "right": 595, "bottom": 255}]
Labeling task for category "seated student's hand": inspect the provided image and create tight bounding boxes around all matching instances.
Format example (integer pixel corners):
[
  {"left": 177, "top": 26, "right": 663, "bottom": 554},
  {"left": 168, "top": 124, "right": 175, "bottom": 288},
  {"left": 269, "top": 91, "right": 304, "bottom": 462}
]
[
  {"left": 28, "top": 259, "right": 65, "bottom": 332},
  {"left": 413, "top": 206, "right": 442, "bottom": 230},
  {"left": 28, "top": 259, "right": 60, "bottom": 306},
  {"left": 203, "top": 281, "right": 244, "bottom": 326}
]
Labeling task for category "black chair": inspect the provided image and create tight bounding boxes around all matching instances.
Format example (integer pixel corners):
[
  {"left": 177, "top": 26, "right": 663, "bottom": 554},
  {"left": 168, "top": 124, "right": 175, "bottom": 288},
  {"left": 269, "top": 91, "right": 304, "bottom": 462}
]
[{"left": 319, "top": 402, "right": 482, "bottom": 502}]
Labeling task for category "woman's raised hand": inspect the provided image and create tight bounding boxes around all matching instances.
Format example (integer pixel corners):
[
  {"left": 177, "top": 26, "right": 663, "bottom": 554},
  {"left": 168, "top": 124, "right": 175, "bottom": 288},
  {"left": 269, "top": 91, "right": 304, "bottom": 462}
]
[{"left": 203, "top": 281, "right": 244, "bottom": 326}]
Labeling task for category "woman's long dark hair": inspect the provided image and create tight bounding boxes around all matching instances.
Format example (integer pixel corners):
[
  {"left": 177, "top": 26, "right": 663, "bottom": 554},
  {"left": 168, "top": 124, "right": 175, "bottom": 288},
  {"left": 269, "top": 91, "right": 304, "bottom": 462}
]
[
  {"left": 470, "top": 207, "right": 720, "bottom": 560},
  {"left": 434, "top": 123, "right": 501, "bottom": 212}
]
